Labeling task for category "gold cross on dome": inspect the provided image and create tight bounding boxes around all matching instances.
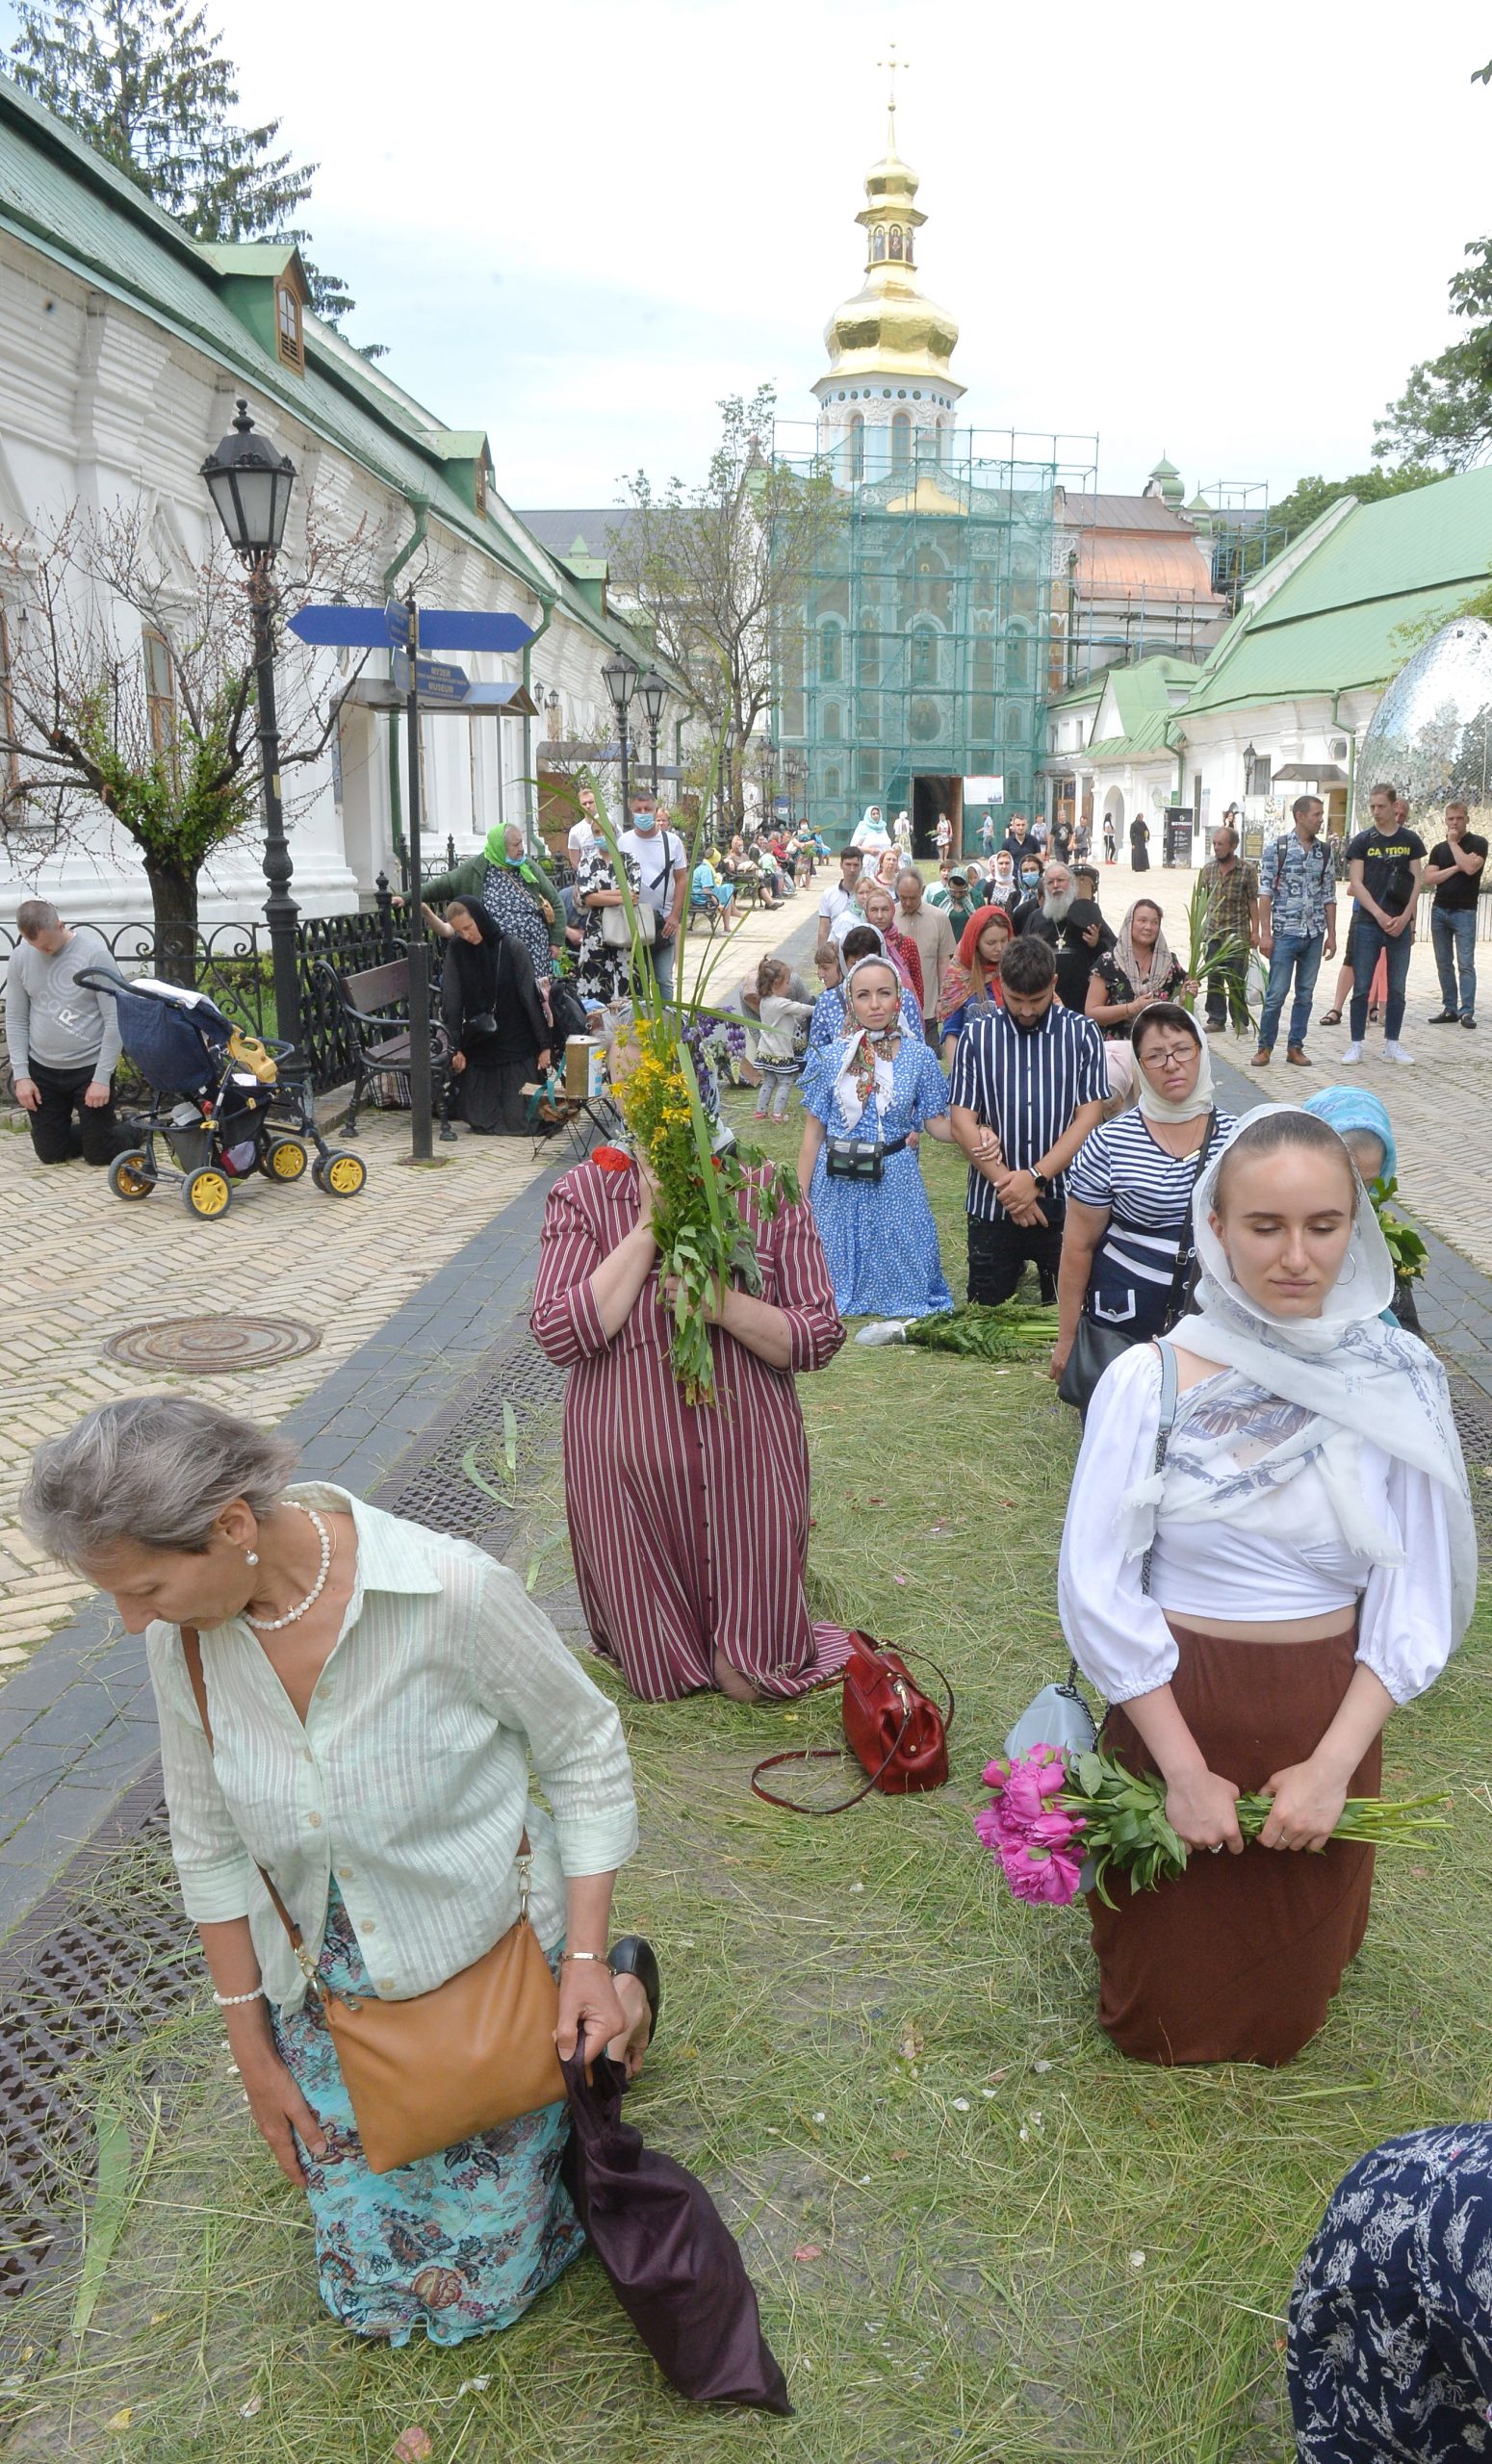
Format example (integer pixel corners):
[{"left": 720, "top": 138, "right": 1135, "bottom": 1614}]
[{"left": 878, "top": 41, "right": 910, "bottom": 123}]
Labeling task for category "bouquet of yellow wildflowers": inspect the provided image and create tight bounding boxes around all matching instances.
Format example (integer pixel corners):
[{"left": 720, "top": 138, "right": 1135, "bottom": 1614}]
[
  {"left": 593, "top": 795, "right": 799, "bottom": 1407},
  {"left": 613, "top": 1017, "right": 799, "bottom": 1405}
]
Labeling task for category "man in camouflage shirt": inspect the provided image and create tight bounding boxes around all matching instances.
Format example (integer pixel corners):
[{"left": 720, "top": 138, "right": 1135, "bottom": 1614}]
[{"left": 1196, "top": 825, "right": 1259, "bottom": 1032}]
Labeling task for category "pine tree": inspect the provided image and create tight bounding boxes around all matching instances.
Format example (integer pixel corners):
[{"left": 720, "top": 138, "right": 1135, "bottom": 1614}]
[{"left": 7, "top": 0, "right": 363, "bottom": 332}]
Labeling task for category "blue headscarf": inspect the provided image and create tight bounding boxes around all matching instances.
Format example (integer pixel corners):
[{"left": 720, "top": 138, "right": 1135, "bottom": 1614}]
[{"left": 1302, "top": 1086, "right": 1398, "bottom": 1185}]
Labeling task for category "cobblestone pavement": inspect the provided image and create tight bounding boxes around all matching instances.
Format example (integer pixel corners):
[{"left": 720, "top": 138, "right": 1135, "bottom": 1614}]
[
  {"left": 0, "top": 1102, "right": 549, "bottom": 1676},
  {"left": 1087, "top": 851, "right": 1492, "bottom": 1279}
]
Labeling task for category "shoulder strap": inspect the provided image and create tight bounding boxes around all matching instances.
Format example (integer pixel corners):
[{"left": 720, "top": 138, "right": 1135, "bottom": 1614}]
[
  {"left": 1159, "top": 1111, "right": 1216, "bottom": 1330},
  {"left": 180, "top": 1624, "right": 314, "bottom": 1966}
]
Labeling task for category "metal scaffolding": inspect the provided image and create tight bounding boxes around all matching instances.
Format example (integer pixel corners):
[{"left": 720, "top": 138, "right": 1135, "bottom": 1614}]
[{"left": 771, "top": 422, "right": 1096, "bottom": 845}]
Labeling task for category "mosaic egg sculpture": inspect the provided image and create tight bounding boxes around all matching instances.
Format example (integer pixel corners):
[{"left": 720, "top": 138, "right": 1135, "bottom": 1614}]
[{"left": 1353, "top": 613, "right": 1492, "bottom": 826}]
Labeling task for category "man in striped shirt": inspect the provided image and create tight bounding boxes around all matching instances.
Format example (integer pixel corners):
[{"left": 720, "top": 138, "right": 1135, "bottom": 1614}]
[{"left": 948, "top": 936, "right": 1107, "bottom": 1305}]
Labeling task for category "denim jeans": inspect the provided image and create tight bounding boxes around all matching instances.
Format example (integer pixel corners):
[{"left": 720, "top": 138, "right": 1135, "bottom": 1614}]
[
  {"left": 648, "top": 926, "right": 677, "bottom": 1004},
  {"left": 1256, "top": 931, "right": 1325, "bottom": 1053},
  {"left": 1350, "top": 915, "right": 1413, "bottom": 1041},
  {"left": 1431, "top": 907, "right": 1478, "bottom": 1018}
]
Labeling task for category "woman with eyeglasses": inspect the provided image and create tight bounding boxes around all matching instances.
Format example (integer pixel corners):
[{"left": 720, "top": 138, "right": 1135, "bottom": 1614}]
[{"left": 1051, "top": 1005, "right": 1235, "bottom": 1394}]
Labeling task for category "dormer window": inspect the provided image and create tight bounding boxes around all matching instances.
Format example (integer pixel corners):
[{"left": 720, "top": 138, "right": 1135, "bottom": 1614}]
[
  {"left": 474, "top": 463, "right": 488, "bottom": 520},
  {"left": 275, "top": 280, "right": 304, "bottom": 372}
]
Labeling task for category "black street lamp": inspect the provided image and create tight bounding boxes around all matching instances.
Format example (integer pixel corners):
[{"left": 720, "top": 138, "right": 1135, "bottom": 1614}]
[
  {"left": 200, "top": 399, "right": 302, "bottom": 1065},
  {"left": 638, "top": 668, "right": 666, "bottom": 796},
  {"left": 602, "top": 651, "right": 639, "bottom": 820},
  {"left": 723, "top": 713, "right": 739, "bottom": 832}
]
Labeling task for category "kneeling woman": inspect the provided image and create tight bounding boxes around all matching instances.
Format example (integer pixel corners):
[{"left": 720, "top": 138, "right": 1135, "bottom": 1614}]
[
  {"left": 441, "top": 896, "right": 551, "bottom": 1135},
  {"left": 798, "top": 954, "right": 955, "bottom": 1322},
  {"left": 530, "top": 1056, "right": 852, "bottom": 1704},
  {"left": 1058, "top": 1106, "right": 1474, "bottom": 2066},
  {"left": 21, "top": 1398, "right": 651, "bottom": 2346}
]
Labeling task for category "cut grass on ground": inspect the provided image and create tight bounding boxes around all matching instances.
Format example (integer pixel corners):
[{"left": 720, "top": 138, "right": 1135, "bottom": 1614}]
[{"left": 4, "top": 1091, "right": 1491, "bottom": 2464}]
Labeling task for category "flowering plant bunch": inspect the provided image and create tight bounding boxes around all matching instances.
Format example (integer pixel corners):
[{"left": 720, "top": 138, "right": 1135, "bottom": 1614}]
[
  {"left": 976, "top": 1744, "right": 1451, "bottom": 1910},
  {"left": 612, "top": 1014, "right": 799, "bottom": 1407}
]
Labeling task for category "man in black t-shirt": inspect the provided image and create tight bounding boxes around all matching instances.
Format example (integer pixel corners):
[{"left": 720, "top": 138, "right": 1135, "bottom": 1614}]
[
  {"left": 1344, "top": 783, "right": 1427, "bottom": 1062},
  {"left": 1424, "top": 800, "right": 1487, "bottom": 1029}
]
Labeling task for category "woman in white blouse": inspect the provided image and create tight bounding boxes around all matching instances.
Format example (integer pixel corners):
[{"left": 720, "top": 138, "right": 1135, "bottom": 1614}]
[
  {"left": 1058, "top": 1105, "right": 1475, "bottom": 2066},
  {"left": 22, "top": 1397, "right": 653, "bottom": 2347}
]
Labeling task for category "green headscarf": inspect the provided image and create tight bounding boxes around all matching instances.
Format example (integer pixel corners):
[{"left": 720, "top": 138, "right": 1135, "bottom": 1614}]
[{"left": 483, "top": 824, "right": 540, "bottom": 885}]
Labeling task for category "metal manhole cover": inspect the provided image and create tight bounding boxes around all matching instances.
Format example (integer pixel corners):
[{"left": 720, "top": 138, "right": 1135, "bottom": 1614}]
[{"left": 103, "top": 1315, "right": 322, "bottom": 1373}]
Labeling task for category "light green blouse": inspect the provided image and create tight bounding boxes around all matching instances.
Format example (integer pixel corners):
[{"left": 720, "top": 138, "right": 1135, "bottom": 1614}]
[{"left": 145, "top": 1484, "right": 638, "bottom": 2012}]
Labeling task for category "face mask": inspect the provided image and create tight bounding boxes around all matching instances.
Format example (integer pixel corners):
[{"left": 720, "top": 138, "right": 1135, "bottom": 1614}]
[
  {"left": 632, "top": 813, "right": 658, "bottom": 834},
  {"left": 1022, "top": 873, "right": 1040, "bottom": 892}
]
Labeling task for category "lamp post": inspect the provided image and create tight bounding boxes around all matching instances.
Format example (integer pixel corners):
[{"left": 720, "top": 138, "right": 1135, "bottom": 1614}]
[
  {"left": 200, "top": 399, "right": 301, "bottom": 1066},
  {"left": 723, "top": 714, "right": 739, "bottom": 834},
  {"left": 638, "top": 668, "right": 666, "bottom": 797},
  {"left": 602, "top": 651, "right": 639, "bottom": 823}
]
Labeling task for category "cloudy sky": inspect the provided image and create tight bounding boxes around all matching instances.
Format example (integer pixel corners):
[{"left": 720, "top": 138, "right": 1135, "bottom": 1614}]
[{"left": 8, "top": 0, "right": 1492, "bottom": 510}]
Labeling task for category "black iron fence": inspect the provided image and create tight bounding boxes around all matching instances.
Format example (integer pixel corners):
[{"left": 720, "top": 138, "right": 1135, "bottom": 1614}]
[{"left": 0, "top": 877, "right": 444, "bottom": 1097}]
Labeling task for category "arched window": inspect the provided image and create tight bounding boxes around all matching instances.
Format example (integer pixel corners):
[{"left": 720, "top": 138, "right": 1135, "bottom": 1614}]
[
  {"left": 911, "top": 628, "right": 939, "bottom": 686},
  {"left": 872, "top": 228, "right": 887, "bottom": 262},
  {"left": 888, "top": 225, "right": 904, "bottom": 260},
  {"left": 819, "top": 621, "right": 840, "bottom": 683},
  {"left": 972, "top": 637, "right": 994, "bottom": 690},
  {"left": 823, "top": 703, "right": 842, "bottom": 739},
  {"left": 848, "top": 413, "right": 864, "bottom": 480},
  {"left": 825, "top": 765, "right": 841, "bottom": 798},
  {"left": 1006, "top": 626, "right": 1030, "bottom": 689},
  {"left": 890, "top": 411, "right": 912, "bottom": 474}
]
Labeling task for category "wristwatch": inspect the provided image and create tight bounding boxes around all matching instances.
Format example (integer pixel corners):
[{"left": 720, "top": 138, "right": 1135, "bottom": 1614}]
[{"left": 1030, "top": 1168, "right": 1052, "bottom": 1195}]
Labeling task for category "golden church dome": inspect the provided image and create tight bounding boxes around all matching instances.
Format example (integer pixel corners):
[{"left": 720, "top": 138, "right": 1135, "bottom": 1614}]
[{"left": 817, "top": 108, "right": 963, "bottom": 394}]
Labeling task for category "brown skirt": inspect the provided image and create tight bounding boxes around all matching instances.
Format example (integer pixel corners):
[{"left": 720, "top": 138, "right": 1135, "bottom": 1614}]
[{"left": 1091, "top": 1620, "right": 1379, "bottom": 2066}]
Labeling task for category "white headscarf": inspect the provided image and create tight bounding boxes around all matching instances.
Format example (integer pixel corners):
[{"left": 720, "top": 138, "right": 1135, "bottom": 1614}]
[
  {"left": 1118, "top": 1105, "right": 1477, "bottom": 1638},
  {"left": 830, "top": 955, "right": 904, "bottom": 1127},
  {"left": 1134, "top": 1013, "right": 1217, "bottom": 1124}
]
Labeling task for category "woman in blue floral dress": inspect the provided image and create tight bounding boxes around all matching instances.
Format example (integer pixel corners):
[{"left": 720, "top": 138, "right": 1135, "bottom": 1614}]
[
  {"left": 1289, "top": 2123, "right": 1492, "bottom": 2460},
  {"left": 797, "top": 954, "right": 954, "bottom": 1321},
  {"left": 809, "top": 926, "right": 923, "bottom": 1049}
]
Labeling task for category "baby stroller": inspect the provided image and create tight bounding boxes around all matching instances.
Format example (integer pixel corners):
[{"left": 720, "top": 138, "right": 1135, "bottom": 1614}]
[{"left": 76, "top": 969, "right": 368, "bottom": 1219}]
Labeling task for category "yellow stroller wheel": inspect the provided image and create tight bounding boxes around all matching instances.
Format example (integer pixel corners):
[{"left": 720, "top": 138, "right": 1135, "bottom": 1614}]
[
  {"left": 313, "top": 1147, "right": 367, "bottom": 1198},
  {"left": 182, "top": 1166, "right": 231, "bottom": 1219},
  {"left": 108, "top": 1149, "right": 156, "bottom": 1200},
  {"left": 263, "top": 1134, "right": 309, "bottom": 1182}
]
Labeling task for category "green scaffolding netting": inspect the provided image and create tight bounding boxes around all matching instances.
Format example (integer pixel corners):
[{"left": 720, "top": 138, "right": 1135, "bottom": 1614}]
[{"left": 771, "top": 424, "right": 1090, "bottom": 850}]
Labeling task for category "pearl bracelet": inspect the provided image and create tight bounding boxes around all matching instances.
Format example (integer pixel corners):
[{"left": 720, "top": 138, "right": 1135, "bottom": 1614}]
[{"left": 213, "top": 1985, "right": 267, "bottom": 2007}]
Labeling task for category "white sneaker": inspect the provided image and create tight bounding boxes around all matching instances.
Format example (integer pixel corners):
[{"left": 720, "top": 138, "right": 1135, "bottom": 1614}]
[
  {"left": 1384, "top": 1042, "right": 1416, "bottom": 1064},
  {"left": 1342, "top": 1041, "right": 1363, "bottom": 1065}
]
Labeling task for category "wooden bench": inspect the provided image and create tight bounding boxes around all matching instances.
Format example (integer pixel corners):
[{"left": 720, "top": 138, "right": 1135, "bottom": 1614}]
[{"left": 314, "top": 955, "right": 453, "bottom": 1138}]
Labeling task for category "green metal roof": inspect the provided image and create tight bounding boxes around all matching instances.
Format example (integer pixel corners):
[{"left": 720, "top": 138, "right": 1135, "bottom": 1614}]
[
  {"left": 1068, "top": 653, "right": 1199, "bottom": 765},
  {"left": 0, "top": 74, "right": 650, "bottom": 661},
  {"left": 1181, "top": 469, "right": 1492, "bottom": 715}
]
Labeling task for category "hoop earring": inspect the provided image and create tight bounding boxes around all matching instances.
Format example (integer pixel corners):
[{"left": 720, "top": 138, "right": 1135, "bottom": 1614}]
[{"left": 244, "top": 1548, "right": 259, "bottom": 1567}]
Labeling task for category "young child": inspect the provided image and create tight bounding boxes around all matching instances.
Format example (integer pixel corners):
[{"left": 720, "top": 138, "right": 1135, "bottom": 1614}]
[{"left": 754, "top": 957, "right": 814, "bottom": 1121}]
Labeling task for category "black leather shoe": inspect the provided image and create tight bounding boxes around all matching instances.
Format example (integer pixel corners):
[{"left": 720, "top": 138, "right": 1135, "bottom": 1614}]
[
  {"left": 1428, "top": 1011, "right": 1460, "bottom": 1024},
  {"left": 608, "top": 1936, "right": 661, "bottom": 2049}
]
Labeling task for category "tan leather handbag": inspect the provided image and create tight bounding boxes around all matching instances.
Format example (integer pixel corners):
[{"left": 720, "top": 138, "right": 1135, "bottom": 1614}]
[{"left": 182, "top": 1628, "right": 566, "bottom": 2174}]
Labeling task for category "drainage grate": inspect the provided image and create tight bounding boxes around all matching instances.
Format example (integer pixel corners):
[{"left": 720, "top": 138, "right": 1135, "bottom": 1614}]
[
  {"left": 375, "top": 1334, "right": 568, "bottom": 1543},
  {"left": 0, "top": 1785, "right": 193, "bottom": 2303},
  {"left": 104, "top": 1315, "right": 322, "bottom": 1373}
]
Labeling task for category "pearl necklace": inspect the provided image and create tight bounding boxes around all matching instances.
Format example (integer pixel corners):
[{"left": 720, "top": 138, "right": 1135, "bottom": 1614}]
[{"left": 245, "top": 1504, "right": 333, "bottom": 1632}]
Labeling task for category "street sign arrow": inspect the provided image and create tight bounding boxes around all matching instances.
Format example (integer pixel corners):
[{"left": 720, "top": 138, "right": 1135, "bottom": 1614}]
[
  {"left": 392, "top": 650, "right": 471, "bottom": 704},
  {"left": 287, "top": 603, "right": 399, "bottom": 649},
  {"left": 416, "top": 609, "right": 534, "bottom": 654},
  {"left": 289, "top": 603, "right": 533, "bottom": 654}
]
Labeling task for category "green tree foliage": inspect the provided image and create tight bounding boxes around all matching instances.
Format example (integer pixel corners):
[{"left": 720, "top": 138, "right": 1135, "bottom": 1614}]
[
  {"left": 0, "top": 500, "right": 378, "bottom": 979},
  {"left": 608, "top": 386, "right": 843, "bottom": 828},
  {"left": 6, "top": 0, "right": 369, "bottom": 336},
  {"left": 1374, "top": 234, "right": 1492, "bottom": 473}
]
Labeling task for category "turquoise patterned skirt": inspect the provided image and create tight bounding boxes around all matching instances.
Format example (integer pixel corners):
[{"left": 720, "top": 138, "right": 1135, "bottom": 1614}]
[{"left": 272, "top": 1884, "right": 583, "bottom": 2345}]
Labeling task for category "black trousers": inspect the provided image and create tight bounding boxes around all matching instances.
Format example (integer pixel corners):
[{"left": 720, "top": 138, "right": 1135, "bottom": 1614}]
[
  {"left": 24, "top": 1059, "right": 120, "bottom": 1165},
  {"left": 967, "top": 1209, "right": 1064, "bottom": 1306}
]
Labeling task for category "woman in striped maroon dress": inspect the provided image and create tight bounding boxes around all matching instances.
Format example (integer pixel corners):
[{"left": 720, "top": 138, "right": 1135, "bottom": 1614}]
[{"left": 530, "top": 1148, "right": 853, "bottom": 1703}]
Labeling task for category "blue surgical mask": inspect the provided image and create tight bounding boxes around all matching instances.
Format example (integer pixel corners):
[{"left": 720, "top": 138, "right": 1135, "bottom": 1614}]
[
  {"left": 1021, "top": 870, "right": 1041, "bottom": 891},
  {"left": 632, "top": 812, "right": 658, "bottom": 834}
]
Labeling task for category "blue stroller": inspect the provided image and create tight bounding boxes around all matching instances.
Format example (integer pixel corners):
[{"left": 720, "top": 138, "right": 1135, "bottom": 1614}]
[{"left": 76, "top": 969, "right": 368, "bottom": 1219}]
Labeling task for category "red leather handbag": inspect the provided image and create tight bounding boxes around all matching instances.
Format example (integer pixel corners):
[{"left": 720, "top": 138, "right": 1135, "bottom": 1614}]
[{"left": 751, "top": 1631, "right": 953, "bottom": 1814}]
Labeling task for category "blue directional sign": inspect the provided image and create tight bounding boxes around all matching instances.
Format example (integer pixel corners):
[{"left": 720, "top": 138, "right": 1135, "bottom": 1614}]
[
  {"left": 392, "top": 651, "right": 470, "bottom": 705},
  {"left": 417, "top": 609, "right": 534, "bottom": 654},
  {"left": 288, "top": 603, "right": 534, "bottom": 654}
]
